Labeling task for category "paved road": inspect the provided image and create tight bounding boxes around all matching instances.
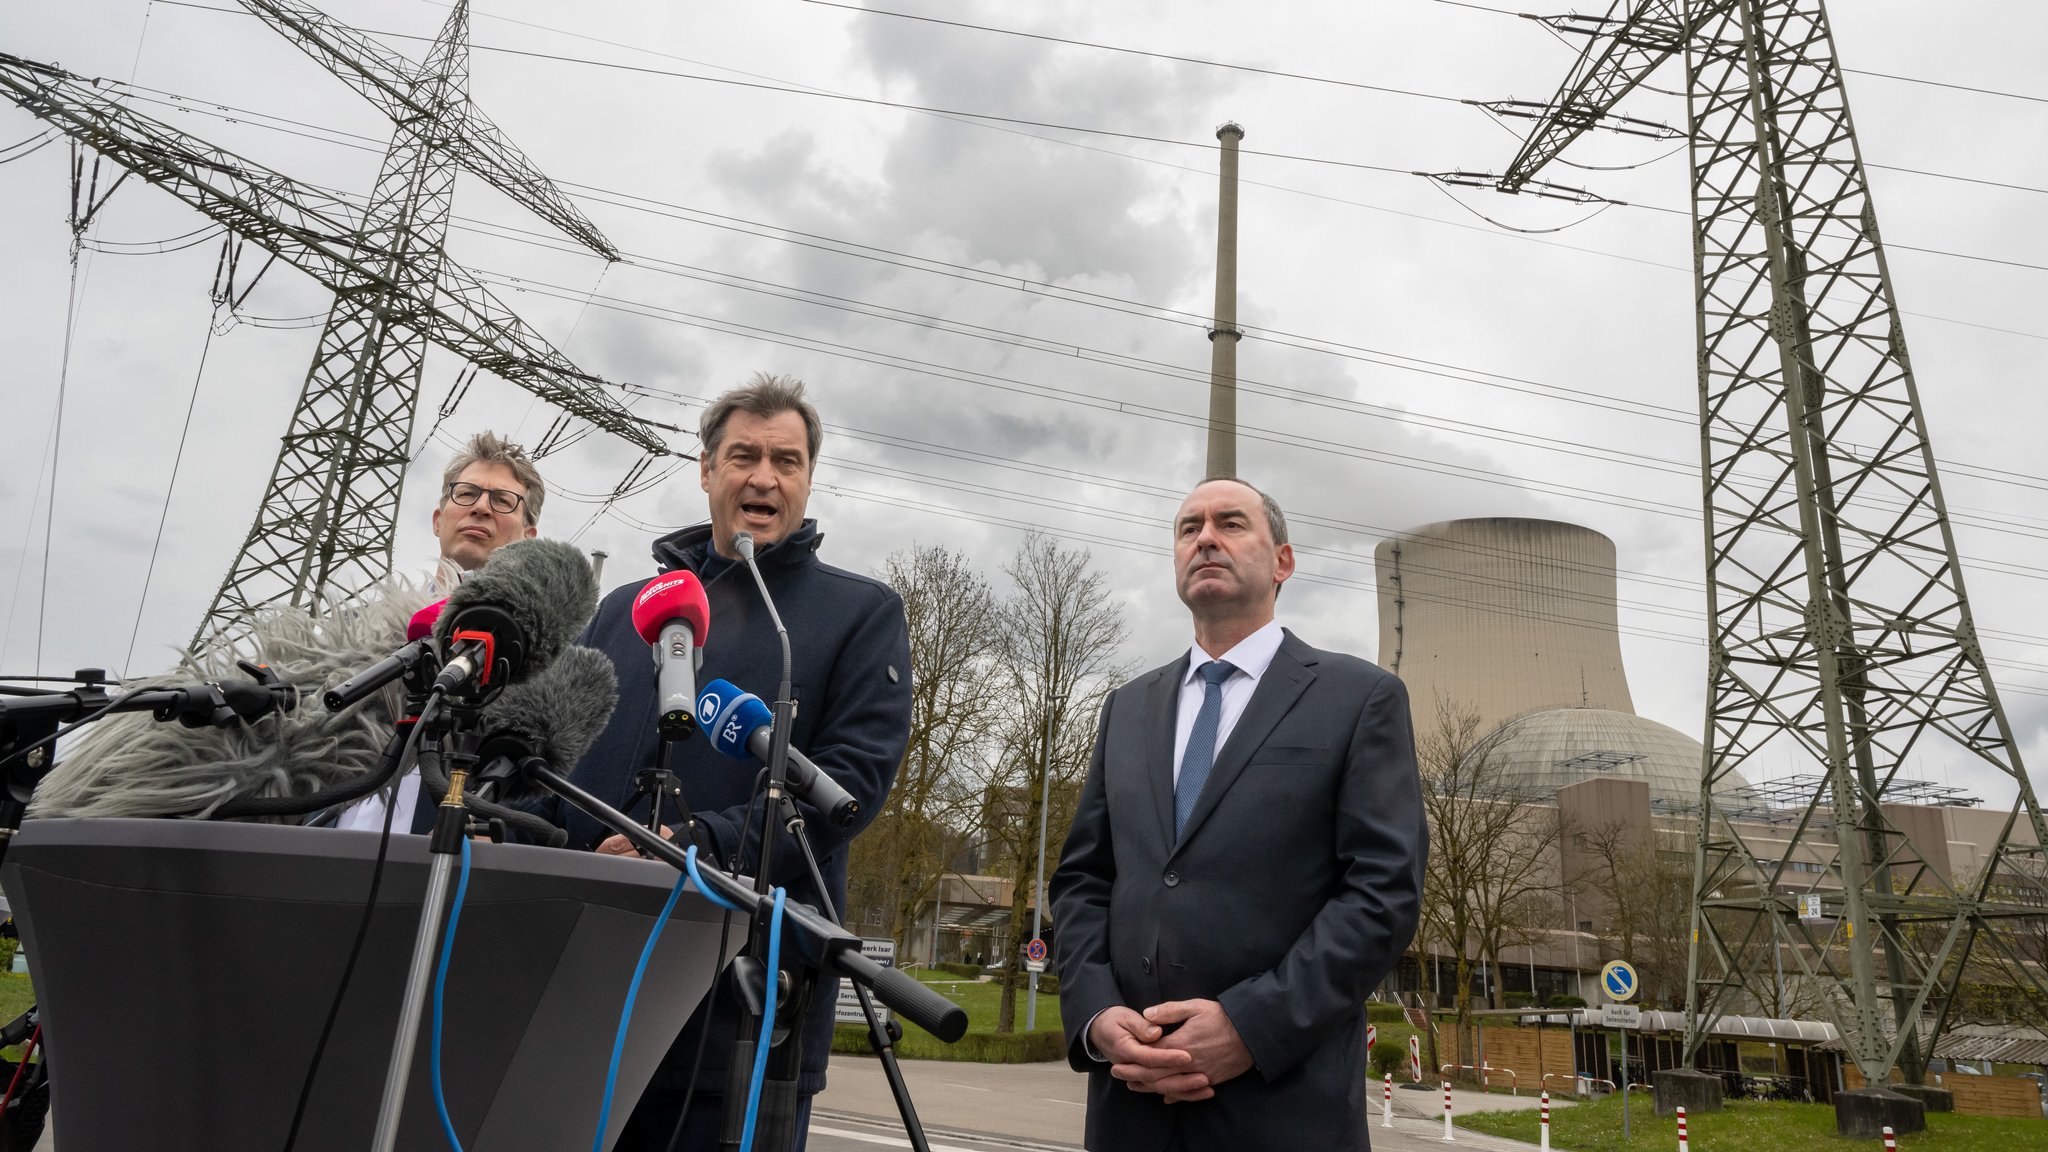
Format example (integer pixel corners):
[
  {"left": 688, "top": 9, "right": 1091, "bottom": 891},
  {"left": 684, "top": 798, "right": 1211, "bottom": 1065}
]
[{"left": 815, "top": 1054, "right": 1547, "bottom": 1151}]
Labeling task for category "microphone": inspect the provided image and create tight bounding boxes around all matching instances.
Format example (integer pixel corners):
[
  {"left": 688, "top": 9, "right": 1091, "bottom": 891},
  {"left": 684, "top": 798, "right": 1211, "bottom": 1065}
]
[
  {"left": 696, "top": 679, "right": 860, "bottom": 827},
  {"left": 323, "top": 600, "right": 445, "bottom": 712},
  {"left": 468, "top": 645, "right": 620, "bottom": 806},
  {"left": 431, "top": 539, "right": 598, "bottom": 695},
  {"left": 630, "top": 571, "right": 710, "bottom": 737}
]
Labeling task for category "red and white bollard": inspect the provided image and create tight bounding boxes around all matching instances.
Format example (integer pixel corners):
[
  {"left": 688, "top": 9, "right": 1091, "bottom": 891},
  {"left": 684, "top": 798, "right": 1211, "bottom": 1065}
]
[
  {"left": 1883, "top": 1126, "right": 1897, "bottom": 1152},
  {"left": 1677, "top": 1105, "right": 1689, "bottom": 1152},
  {"left": 1442, "top": 1081, "right": 1455, "bottom": 1141},
  {"left": 1384, "top": 1072, "right": 1395, "bottom": 1129},
  {"left": 1540, "top": 1089, "right": 1551, "bottom": 1152}
]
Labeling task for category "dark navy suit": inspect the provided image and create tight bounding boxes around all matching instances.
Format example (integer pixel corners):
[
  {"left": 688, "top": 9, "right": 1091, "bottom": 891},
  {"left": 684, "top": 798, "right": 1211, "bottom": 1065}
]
[{"left": 1051, "top": 630, "right": 1425, "bottom": 1152}]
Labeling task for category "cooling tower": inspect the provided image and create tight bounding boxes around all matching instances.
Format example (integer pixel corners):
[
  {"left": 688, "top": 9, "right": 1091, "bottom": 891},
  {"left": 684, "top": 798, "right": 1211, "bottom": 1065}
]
[{"left": 1374, "top": 518, "right": 1634, "bottom": 735}]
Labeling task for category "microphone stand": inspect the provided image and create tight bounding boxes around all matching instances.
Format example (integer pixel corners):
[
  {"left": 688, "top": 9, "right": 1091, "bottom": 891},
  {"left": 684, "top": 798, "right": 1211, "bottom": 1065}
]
[
  {"left": 517, "top": 761, "right": 966, "bottom": 1042},
  {"left": 721, "top": 530, "right": 811, "bottom": 1152},
  {"left": 367, "top": 663, "right": 501, "bottom": 1152},
  {"left": 774, "top": 793, "right": 932, "bottom": 1152}
]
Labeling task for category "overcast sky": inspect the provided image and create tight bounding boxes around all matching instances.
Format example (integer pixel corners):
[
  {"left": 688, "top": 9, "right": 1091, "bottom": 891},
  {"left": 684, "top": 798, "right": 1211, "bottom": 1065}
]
[{"left": 3, "top": 1, "right": 2044, "bottom": 807}]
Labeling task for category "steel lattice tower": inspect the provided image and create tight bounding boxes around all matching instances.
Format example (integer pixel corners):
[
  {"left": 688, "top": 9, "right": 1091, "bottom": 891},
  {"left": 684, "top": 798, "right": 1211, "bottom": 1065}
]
[
  {"left": 1496, "top": 0, "right": 2048, "bottom": 1100},
  {"left": 189, "top": 1, "right": 624, "bottom": 650},
  {"left": 0, "top": 4, "right": 663, "bottom": 653}
]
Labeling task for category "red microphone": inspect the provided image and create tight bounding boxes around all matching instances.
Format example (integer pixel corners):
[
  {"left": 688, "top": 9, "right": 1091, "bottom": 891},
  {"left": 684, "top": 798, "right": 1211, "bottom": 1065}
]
[
  {"left": 407, "top": 599, "right": 447, "bottom": 642},
  {"left": 631, "top": 572, "right": 711, "bottom": 735}
]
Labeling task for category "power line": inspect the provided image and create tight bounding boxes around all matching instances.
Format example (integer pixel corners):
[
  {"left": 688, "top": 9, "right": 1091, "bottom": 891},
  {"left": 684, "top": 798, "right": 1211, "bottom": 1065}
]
[
  {"left": 38, "top": 82, "right": 2048, "bottom": 521},
  {"left": 798, "top": 0, "right": 1470, "bottom": 106},
  {"left": 159, "top": 1, "right": 2048, "bottom": 261},
  {"left": 484, "top": 268, "right": 2048, "bottom": 584}
]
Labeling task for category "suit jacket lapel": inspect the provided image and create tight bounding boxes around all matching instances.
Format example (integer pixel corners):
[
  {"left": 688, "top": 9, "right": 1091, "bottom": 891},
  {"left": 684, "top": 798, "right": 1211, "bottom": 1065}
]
[
  {"left": 1172, "top": 632, "right": 1318, "bottom": 853},
  {"left": 1144, "top": 655, "right": 1189, "bottom": 853}
]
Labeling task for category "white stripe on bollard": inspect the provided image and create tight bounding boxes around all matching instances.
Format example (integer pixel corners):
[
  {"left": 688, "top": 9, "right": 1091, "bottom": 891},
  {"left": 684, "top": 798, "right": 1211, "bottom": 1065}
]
[
  {"left": 1443, "top": 1081, "right": 1455, "bottom": 1141},
  {"left": 1384, "top": 1072, "right": 1395, "bottom": 1129},
  {"left": 1540, "top": 1089, "right": 1551, "bottom": 1152},
  {"left": 1677, "top": 1105, "right": 1689, "bottom": 1152},
  {"left": 1883, "top": 1126, "right": 1897, "bottom": 1152}
]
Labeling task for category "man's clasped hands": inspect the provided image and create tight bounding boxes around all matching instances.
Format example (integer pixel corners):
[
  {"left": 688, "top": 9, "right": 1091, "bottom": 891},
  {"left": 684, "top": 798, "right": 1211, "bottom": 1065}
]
[{"left": 1090, "top": 1000, "right": 1255, "bottom": 1104}]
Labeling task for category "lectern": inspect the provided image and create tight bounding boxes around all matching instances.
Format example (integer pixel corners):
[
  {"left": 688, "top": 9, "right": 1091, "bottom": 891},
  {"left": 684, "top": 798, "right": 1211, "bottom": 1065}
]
[{"left": 1, "top": 818, "right": 745, "bottom": 1151}]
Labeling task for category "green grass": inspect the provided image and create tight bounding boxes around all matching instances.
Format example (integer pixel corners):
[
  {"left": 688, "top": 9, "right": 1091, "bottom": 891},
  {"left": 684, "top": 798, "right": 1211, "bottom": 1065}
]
[
  {"left": 0, "top": 973, "right": 33, "bottom": 1063},
  {"left": 1458, "top": 1090, "right": 2042, "bottom": 1152},
  {"left": 905, "top": 970, "right": 1064, "bottom": 1037},
  {"left": 832, "top": 970, "right": 1067, "bottom": 1063}
]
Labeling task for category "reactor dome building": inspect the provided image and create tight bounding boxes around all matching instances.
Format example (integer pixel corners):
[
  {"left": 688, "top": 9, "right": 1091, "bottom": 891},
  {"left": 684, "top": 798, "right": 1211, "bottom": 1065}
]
[{"left": 1373, "top": 517, "right": 1736, "bottom": 806}]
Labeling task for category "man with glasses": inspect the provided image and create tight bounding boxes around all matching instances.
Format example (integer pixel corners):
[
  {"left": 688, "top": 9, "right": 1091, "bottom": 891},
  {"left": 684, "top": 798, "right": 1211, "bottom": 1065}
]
[
  {"left": 431, "top": 430, "right": 544, "bottom": 585},
  {"left": 327, "top": 431, "right": 545, "bottom": 834}
]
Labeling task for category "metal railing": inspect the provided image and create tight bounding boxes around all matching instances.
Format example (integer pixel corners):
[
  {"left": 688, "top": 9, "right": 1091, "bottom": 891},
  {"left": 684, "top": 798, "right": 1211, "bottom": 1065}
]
[{"left": 1441, "top": 1063, "right": 1519, "bottom": 1095}]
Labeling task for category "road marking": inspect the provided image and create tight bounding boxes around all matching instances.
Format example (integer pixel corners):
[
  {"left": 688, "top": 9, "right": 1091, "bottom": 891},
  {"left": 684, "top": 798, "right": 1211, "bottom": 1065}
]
[
  {"left": 942, "top": 1082, "right": 992, "bottom": 1092},
  {"left": 809, "top": 1124, "right": 994, "bottom": 1152},
  {"left": 1041, "top": 1099, "right": 1084, "bottom": 1107}
]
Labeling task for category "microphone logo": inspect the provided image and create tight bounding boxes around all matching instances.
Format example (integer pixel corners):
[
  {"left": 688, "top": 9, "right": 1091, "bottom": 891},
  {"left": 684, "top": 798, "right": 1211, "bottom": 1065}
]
[{"left": 697, "top": 693, "right": 720, "bottom": 727}]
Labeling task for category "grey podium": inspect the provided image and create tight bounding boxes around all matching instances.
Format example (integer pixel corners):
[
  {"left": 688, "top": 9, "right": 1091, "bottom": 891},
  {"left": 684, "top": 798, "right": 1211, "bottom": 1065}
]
[{"left": 1, "top": 818, "right": 744, "bottom": 1151}]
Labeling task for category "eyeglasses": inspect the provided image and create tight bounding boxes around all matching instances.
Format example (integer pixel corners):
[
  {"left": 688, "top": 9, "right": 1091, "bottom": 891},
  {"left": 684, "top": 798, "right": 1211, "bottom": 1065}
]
[{"left": 445, "top": 481, "right": 527, "bottom": 516}]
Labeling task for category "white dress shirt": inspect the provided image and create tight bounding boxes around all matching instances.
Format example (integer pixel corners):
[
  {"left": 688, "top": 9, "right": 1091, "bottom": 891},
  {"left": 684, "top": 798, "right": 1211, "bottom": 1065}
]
[{"left": 1172, "top": 619, "right": 1285, "bottom": 785}]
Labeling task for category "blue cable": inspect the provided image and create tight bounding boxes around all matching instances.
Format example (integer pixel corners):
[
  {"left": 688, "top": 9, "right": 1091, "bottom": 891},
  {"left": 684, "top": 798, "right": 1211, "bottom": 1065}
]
[
  {"left": 738, "top": 888, "right": 786, "bottom": 1152},
  {"left": 591, "top": 868, "right": 691, "bottom": 1152},
  {"left": 683, "top": 845, "right": 784, "bottom": 1152},
  {"left": 683, "top": 844, "right": 743, "bottom": 912},
  {"left": 432, "top": 835, "right": 474, "bottom": 1152}
]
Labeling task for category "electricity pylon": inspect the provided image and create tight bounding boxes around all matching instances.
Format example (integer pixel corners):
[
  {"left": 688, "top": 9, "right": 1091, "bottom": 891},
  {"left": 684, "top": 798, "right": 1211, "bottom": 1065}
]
[
  {"left": 1496, "top": 0, "right": 2048, "bottom": 1109},
  {"left": 1, "top": 2, "right": 650, "bottom": 652}
]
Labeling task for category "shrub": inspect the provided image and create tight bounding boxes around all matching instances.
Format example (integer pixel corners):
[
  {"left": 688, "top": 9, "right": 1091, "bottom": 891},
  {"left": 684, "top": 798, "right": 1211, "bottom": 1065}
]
[
  {"left": 1371, "top": 1041, "right": 1407, "bottom": 1080},
  {"left": 1365, "top": 1002, "right": 1407, "bottom": 1023},
  {"left": 932, "top": 962, "right": 983, "bottom": 980},
  {"left": 1505, "top": 992, "right": 1537, "bottom": 1009},
  {"left": 1546, "top": 994, "right": 1586, "bottom": 1008}
]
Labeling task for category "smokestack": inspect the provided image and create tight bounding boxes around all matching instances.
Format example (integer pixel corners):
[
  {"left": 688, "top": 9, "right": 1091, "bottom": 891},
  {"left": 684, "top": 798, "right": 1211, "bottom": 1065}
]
[{"left": 1206, "top": 121, "right": 1244, "bottom": 479}]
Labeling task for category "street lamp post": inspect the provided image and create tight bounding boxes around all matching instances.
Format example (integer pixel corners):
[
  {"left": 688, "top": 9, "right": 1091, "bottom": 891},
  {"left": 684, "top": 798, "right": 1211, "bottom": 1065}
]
[{"left": 1027, "top": 689, "right": 1069, "bottom": 1031}]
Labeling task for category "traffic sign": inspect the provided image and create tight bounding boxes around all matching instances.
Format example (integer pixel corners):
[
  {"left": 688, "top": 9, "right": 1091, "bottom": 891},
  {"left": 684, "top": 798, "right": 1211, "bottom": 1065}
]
[
  {"left": 1367, "top": 1024, "right": 1377, "bottom": 1057},
  {"left": 1600, "top": 959, "right": 1640, "bottom": 1003},
  {"left": 1408, "top": 1035, "right": 1424, "bottom": 1082},
  {"left": 1025, "top": 938, "right": 1048, "bottom": 964},
  {"left": 1025, "top": 958, "right": 1046, "bottom": 973},
  {"left": 1798, "top": 894, "right": 1824, "bottom": 922},
  {"left": 836, "top": 938, "right": 895, "bottom": 1025},
  {"left": 1599, "top": 1003, "right": 1642, "bottom": 1030}
]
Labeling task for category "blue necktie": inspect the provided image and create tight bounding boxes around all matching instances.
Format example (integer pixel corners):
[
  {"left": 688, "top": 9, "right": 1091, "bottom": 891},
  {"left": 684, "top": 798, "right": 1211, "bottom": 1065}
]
[{"left": 1176, "top": 660, "right": 1236, "bottom": 838}]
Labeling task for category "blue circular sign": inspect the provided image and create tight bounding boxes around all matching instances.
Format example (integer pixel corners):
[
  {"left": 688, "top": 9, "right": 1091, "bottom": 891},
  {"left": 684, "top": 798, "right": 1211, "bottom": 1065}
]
[{"left": 1600, "top": 959, "right": 1639, "bottom": 1002}]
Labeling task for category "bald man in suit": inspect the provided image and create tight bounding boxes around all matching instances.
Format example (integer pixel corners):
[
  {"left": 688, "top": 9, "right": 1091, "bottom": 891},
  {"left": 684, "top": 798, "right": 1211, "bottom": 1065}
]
[{"left": 1050, "top": 477, "right": 1426, "bottom": 1152}]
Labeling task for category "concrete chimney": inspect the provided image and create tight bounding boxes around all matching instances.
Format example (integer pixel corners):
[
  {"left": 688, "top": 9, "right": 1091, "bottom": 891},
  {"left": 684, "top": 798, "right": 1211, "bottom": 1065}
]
[{"left": 1206, "top": 122, "right": 1244, "bottom": 478}]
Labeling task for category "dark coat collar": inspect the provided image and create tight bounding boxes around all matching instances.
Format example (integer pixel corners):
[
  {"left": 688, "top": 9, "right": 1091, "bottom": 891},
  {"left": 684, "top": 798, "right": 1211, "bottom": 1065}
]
[{"left": 652, "top": 519, "right": 823, "bottom": 578}]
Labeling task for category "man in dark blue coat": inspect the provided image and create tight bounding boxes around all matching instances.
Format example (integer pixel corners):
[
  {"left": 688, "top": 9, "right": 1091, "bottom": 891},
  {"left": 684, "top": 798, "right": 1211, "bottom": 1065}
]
[{"left": 544, "top": 374, "right": 912, "bottom": 1151}]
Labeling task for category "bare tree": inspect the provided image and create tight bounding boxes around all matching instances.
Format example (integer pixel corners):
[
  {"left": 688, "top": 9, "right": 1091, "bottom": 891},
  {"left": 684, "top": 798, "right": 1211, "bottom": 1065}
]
[
  {"left": 1570, "top": 820, "right": 1695, "bottom": 1009},
  {"left": 846, "top": 546, "right": 1003, "bottom": 951},
  {"left": 1416, "top": 697, "right": 1564, "bottom": 1068},
  {"left": 978, "top": 533, "right": 1131, "bottom": 1033}
]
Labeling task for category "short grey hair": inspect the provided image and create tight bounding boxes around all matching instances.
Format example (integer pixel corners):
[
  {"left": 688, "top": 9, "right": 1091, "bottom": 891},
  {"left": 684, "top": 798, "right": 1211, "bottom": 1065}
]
[
  {"left": 1193, "top": 475, "right": 1289, "bottom": 547},
  {"left": 699, "top": 372, "right": 824, "bottom": 471},
  {"left": 443, "top": 430, "right": 544, "bottom": 525}
]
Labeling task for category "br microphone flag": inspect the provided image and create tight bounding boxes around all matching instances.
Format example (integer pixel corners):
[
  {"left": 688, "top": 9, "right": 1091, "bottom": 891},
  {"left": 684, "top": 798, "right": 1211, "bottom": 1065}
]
[
  {"left": 696, "top": 678, "right": 860, "bottom": 827},
  {"left": 632, "top": 570, "right": 710, "bottom": 735}
]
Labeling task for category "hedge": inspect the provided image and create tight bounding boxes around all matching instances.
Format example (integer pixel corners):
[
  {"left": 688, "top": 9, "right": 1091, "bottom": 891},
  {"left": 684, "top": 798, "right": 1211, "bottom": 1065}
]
[{"left": 832, "top": 1023, "right": 1065, "bottom": 1063}]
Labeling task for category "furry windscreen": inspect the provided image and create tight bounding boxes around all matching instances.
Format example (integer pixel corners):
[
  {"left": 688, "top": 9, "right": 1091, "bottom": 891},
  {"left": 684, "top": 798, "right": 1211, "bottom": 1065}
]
[
  {"left": 474, "top": 644, "right": 619, "bottom": 773},
  {"left": 29, "top": 583, "right": 432, "bottom": 821},
  {"left": 433, "top": 538, "right": 597, "bottom": 678}
]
